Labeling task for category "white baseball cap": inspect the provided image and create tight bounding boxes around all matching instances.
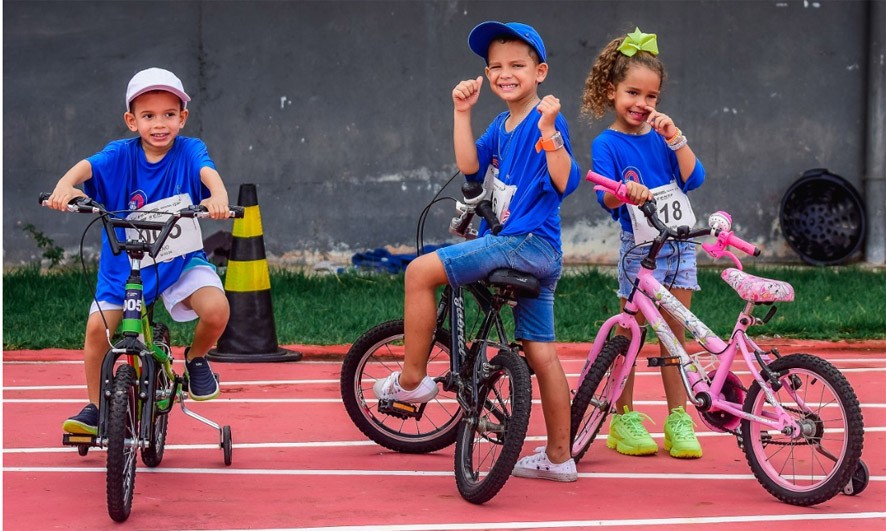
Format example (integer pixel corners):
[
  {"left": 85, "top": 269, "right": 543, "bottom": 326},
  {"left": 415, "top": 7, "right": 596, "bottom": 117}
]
[{"left": 125, "top": 67, "right": 191, "bottom": 110}]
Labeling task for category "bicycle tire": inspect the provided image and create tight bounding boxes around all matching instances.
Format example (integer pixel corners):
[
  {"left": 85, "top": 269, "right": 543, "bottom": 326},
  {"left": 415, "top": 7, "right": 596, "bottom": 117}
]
[
  {"left": 570, "top": 336, "right": 629, "bottom": 464},
  {"left": 454, "top": 351, "right": 532, "bottom": 504},
  {"left": 141, "top": 368, "right": 169, "bottom": 468},
  {"left": 741, "top": 353, "right": 864, "bottom": 506},
  {"left": 106, "top": 363, "right": 138, "bottom": 522},
  {"left": 340, "top": 320, "right": 461, "bottom": 454}
]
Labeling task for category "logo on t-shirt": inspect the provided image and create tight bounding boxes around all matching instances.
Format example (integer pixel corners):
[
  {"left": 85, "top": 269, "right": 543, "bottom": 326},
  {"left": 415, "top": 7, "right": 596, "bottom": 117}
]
[
  {"left": 622, "top": 166, "right": 643, "bottom": 185},
  {"left": 128, "top": 190, "right": 147, "bottom": 211}
]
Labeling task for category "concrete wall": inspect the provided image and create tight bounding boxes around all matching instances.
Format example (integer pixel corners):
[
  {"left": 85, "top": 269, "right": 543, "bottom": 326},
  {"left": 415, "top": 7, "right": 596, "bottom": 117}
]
[{"left": 4, "top": 0, "right": 877, "bottom": 266}]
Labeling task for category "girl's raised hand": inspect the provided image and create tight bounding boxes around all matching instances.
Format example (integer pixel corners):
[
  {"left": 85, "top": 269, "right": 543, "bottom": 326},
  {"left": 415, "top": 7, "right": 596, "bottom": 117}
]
[
  {"left": 452, "top": 76, "right": 483, "bottom": 112},
  {"left": 642, "top": 104, "right": 678, "bottom": 141}
]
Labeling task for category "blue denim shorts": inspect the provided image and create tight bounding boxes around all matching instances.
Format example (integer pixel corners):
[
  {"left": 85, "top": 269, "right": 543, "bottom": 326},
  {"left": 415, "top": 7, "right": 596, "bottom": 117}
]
[
  {"left": 617, "top": 231, "right": 700, "bottom": 299},
  {"left": 436, "top": 233, "right": 562, "bottom": 342}
]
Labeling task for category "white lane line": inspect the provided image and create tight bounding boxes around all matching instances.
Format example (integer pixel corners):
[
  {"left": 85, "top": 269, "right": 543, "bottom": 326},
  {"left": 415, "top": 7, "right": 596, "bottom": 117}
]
[
  {"left": 189, "top": 512, "right": 886, "bottom": 531},
  {"left": 5, "top": 365, "right": 886, "bottom": 391},
  {"left": 5, "top": 427, "right": 884, "bottom": 454},
  {"left": 5, "top": 466, "right": 885, "bottom": 484}
]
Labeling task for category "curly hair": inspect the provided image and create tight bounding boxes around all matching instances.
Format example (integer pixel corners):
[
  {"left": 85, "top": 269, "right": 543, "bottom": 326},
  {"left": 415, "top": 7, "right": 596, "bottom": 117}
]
[{"left": 580, "top": 35, "right": 667, "bottom": 120}]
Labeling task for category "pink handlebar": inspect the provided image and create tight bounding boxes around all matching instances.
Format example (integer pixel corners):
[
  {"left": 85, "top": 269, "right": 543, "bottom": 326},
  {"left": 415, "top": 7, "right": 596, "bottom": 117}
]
[
  {"left": 720, "top": 230, "right": 760, "bottom": 258},
  {"left": 585, "top": 171, "right": 636, "bottom": 205}
]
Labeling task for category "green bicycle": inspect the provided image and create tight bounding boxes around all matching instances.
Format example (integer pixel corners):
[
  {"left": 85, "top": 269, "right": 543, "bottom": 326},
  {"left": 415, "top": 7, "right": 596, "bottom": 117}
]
[{"left": 41, "top": 193, "right": 242, "bottom": 522}]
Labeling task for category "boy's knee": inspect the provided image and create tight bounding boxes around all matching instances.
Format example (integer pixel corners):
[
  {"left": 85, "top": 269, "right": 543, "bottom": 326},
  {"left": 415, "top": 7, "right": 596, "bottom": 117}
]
[{"left": 198, "top": 305, "right": 230, "bottom": 331}]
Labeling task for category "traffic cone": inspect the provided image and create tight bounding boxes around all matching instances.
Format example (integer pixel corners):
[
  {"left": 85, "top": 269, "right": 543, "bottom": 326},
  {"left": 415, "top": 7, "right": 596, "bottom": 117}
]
[{"left": 207, "top": 184, "right": 302, "bottom": 363}]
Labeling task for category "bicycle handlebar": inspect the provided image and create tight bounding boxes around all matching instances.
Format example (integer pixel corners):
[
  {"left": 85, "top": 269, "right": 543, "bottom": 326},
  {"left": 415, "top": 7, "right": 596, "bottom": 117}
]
[
  {"left": 39, "top": 193, "right": 245, "bottom": 258},
  {"left": 449, "top": 181, "right": 503, "bottom": 238},
  {"left": 585, "top": 171, "right": 761, "bottom": 266}
]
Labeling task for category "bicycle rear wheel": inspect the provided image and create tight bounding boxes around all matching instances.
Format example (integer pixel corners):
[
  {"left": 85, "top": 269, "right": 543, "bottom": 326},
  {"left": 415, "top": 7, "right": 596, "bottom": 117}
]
[
  {"left": 570, "top": 336, "right": 629, "bottom": 463},
  {"left": 340, "top": 320, "right": 461, "bottom": 453},
  {"left": 454, "top": 351, "right": 532, "bottom": 504},
  {"left": 106, "top": 363, "right": 138, "bottom": 522},
  {"left": 741, "top": 353, "right": 864, "bottom": 506}
]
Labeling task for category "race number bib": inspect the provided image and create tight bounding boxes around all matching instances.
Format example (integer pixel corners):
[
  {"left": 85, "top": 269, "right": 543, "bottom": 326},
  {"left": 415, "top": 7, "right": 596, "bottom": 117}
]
[
  {"left": 628, "top": 181, "right": 696, "bottom": 245},
  {"left": 490, "top": 175, "right": 517, "bottom": 224},
  {"left": 125, "top": 194, "right": 203, "bottom": 268}
]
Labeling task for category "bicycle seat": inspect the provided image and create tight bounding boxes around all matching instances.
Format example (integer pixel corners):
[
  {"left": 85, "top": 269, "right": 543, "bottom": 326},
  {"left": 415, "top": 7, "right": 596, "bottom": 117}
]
[
  {"left": 721, "top": 268, "right": 794, "bottom": 303},
  {"left": 487, "top": 268, "right": 541, "bottom": 299}
]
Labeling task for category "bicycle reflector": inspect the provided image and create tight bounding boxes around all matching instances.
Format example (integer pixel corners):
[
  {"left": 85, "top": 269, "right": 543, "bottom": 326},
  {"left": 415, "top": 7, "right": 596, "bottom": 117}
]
[{"left": 779, "top": 169, "right": 866, "bottom": 266}]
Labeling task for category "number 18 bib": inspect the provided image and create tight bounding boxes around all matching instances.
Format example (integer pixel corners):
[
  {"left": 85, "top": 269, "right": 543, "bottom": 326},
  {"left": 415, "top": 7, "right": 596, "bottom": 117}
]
[{"left": 627, "top": 180, "right": 696, "bottom": 245}]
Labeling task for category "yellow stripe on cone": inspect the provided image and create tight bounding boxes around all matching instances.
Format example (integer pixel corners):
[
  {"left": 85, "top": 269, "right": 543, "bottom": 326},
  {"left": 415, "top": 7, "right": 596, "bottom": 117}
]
[
  {"left": 225, "top": 259, "right": 271, "bottom": 292},
  {"left": 233, "top": 205, "right": 263, "bottom": 238}
]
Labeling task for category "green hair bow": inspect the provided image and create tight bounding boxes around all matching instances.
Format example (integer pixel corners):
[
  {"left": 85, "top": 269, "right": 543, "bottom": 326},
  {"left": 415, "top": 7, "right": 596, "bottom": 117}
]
[{"left": 617, "top": 27, "right": 659, "bottom": 57}]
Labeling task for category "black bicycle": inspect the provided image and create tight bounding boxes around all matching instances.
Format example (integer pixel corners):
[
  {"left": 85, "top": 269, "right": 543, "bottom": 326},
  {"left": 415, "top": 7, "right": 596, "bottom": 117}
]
[
  {"left": 340, "top": 179, "right": 537, "bottom": 504},
  {"left": 41, "top": 193, "right": 242, "bottom": 522}
]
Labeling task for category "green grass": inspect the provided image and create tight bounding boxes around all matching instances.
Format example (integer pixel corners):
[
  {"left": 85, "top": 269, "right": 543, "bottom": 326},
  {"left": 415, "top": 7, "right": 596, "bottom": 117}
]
[{"left": 3, "top": 265, "right": 884, "bottom": 350}]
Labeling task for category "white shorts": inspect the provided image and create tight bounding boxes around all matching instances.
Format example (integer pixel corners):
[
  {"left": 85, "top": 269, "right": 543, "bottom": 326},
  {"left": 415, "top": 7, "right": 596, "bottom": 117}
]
[{"left": 90, "top": 266, "right": 224, "bottom": 322}]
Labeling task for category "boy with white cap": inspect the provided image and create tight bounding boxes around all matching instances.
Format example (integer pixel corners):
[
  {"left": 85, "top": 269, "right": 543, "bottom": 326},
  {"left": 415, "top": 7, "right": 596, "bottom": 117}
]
[
  {"left": 373, "top": 21, "right": 581, "bottom": 481},
  {"left": 48, "top": 67, "right": 232, "bottom": 435}
]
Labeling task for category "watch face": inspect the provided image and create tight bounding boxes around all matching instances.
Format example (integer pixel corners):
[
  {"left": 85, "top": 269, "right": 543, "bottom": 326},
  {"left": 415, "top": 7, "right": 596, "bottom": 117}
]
[{"left": 552, "top": 132, "right": 564, "bottom": 149}]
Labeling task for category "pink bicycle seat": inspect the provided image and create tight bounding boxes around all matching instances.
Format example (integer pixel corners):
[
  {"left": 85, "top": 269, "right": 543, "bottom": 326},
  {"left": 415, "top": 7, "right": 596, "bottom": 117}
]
[{"left": 721, "top": 268, "right": 795, "bottom": 303}]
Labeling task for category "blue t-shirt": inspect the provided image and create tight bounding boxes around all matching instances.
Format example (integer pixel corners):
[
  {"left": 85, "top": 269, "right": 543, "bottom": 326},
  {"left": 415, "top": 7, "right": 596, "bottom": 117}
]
[
  {"left": 84, "top": 136, "right": 215, "bottom": 306},
  {"left": 592, "top": 129, "right": 705, "bottom": 233},
  {"left": 467, "top": 110, "right": 580, "bottom": 251}
]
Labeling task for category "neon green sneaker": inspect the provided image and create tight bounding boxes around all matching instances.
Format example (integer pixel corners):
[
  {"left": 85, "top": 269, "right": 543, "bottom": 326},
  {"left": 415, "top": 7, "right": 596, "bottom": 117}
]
[
  {"left": 606, "top": 406, "right": 658, "bottom": 456},
  {"left": 664, "top": 406, "right": 703, "bottom": 458}
]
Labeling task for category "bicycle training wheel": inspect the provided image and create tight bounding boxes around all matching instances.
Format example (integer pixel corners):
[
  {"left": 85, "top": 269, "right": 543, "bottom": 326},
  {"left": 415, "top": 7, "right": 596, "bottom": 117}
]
[
  {"left": 570, "top": 336, "right": 630, "bottom": 464},
  {"left": 741, "top": 353, "right": 864, "bottom": 506},
  {"left": 141, "top": 368, "right": 170, "bottom": 468},
  {"left": 106, "top": 363, "right": 139, "bottom": 522},
  {"left": 340, "top": 320, "right": 461, "bottom": 453},
  {"left": 454, "top": 351, "right": 532, "bottom": 504}
]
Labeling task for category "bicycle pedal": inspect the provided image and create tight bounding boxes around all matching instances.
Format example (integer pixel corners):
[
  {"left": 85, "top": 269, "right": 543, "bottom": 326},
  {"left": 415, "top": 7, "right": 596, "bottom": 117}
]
[
  {"left": 647, "top": 356, "right": 680, "bottom": 367},
  {"left": 63, "top": 433, "right": 97, "bottom": 446},
  {"left": 377, "top": 399, "right": 420, "bottom": 419}
]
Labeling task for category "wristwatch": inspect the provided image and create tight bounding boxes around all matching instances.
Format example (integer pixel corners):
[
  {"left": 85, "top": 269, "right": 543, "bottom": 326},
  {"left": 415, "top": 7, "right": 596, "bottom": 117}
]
[{"left": 535, "top": 131, "right": 564, "bottom": 153}]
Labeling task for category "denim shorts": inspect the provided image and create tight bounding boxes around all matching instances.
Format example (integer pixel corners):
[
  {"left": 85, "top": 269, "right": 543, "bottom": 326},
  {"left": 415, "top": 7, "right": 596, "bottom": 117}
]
[
  {"left": 436, "top": 233, "right": 562, "bottom": 342},
  {"left": 617, "top": 231, "right": 700, "bottom": 299}
]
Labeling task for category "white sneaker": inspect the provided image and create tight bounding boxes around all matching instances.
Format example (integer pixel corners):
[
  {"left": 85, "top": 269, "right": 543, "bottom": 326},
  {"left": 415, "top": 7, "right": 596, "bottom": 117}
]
[
  {"left": 372, "top": 371, "right": 438, "bottom": 403},
  {"left": 512, "top": 451, "right": 578, "bottom": 482}
]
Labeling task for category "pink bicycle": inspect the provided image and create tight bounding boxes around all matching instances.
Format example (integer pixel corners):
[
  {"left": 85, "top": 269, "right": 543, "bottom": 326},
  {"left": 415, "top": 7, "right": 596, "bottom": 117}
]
[{"left": 571, "top": 171, "right": 868, "bottom": 506}]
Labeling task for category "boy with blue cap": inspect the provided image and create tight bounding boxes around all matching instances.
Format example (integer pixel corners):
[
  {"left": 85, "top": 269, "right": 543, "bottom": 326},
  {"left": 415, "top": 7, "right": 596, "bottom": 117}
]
[
  {"left": 373, "top": 21, "right": 581, "bottom": 482},
  {"left": 47, "top": 67, "right": 232, "bottom": 435}
]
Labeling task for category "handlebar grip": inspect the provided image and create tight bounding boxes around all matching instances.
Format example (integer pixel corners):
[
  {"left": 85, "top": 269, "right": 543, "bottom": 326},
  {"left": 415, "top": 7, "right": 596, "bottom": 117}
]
[
  {"left": 229, "top": 206, "right": 245, "bottom": 218},
  {"left": 475, "top": 200, "right": 503, "bottom": 235},
  {"left": 720, "top": 230, "right": 761, "bottom": 257},
  {"left": 586, "top": 170, "right": 641, "bottom": 206},
  {"left": 38, "top": 192, "right": 51, "bottom": 204}
]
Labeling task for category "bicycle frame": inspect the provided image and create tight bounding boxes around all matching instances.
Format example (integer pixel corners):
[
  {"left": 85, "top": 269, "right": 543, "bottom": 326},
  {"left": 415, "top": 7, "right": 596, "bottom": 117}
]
[
  {"left": 581, "top": 255, "right": 804, "bottom": 437},
  {"left": 439, "top": 282, "right": 515, "bottom": 414}
]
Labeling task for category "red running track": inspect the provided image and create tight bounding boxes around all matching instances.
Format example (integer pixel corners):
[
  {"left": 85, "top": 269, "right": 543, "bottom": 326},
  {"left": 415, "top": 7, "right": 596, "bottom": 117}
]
[{"left": 3, "top": 340, "right": 885, "bottom": 530}]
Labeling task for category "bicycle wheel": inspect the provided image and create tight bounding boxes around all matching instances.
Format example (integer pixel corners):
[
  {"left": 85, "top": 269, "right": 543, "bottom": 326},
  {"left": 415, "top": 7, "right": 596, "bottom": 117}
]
[
  {"left": 141, "top": 368, "right": 169, "bottom": 468},
  {"left": 741, "top": 353, "right": 864, "bottom": 506},
  {"left": 454, "top": 351, "right": 532, "bottom": 504},
  {"left": 106, "top": 363, "right": 139, "bottom": 522},
  {"left": 570, "top": 336, "right": 629, "bottom": 464},
  {"left": 340, "top": 320, "right": 461, "bottom": 453}
]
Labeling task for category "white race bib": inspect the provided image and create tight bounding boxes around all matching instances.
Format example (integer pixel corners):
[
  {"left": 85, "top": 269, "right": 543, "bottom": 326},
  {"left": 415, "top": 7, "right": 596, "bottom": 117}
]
[
  {"left": 125, "top": 194, "right": 203, "bottom": 267},
  {"left": 628, "top": 181, "right": 696, "bottom": 245},
  {"left": 490, "top": 176, "right": 517, "bottom": 224}
]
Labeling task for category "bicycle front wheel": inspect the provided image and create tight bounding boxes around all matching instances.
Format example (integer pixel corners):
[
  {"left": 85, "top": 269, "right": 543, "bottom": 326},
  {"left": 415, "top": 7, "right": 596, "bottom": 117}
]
[
  {"left": 570, "top": 336, "right": 629, "bottom": 463},
  {"left": 106, "top": 363, "right": 139, "bottom": 522},
  {"left": 340, "top": 320, "right": 461, "bottom": 454},
  {"left": 741, "top": 353, "right": 864, "bottom": 506},
  {"left": 454, "top": 351, "right": 532, "bottom": 504},
  {"left": 141, "top": 367, "right": 170, "bottom": 468}
]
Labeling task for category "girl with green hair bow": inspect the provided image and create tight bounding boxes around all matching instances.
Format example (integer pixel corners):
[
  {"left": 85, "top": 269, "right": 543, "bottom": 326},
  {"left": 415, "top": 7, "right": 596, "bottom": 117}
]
[{"left": 580, "top": 27, "right": 706, "bottom": 460}]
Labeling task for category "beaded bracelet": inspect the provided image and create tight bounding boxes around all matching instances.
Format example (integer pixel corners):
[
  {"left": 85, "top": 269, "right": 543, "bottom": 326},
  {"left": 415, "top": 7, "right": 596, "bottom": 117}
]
[
  {"left": 665, "top": 128, "right": 682, "bottom": 144},
  {"left": 668, "top": 135, "right": 688, "bottom": 151}
]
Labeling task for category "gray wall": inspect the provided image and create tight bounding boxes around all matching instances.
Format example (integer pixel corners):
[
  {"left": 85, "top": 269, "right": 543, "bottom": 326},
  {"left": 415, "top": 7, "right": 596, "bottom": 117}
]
[{"left": 4, "top": 0, "right": 880, "bottom": 266}]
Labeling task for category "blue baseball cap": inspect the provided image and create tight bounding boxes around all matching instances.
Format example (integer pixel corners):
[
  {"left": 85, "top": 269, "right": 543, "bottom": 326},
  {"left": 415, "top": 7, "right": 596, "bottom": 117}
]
[{"left": 468, "top": 21, "right": 547, "bottom": 64}]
